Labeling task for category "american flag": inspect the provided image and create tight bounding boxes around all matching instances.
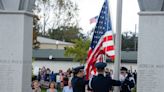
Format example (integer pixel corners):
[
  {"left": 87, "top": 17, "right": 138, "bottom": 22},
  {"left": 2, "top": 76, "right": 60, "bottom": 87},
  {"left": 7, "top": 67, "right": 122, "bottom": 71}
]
[
  {"left": 85, "top": 0, "right": 115, "bottom": 80},
  {"left": 90, "top": 16, "right": 98, "bottom": 24}
]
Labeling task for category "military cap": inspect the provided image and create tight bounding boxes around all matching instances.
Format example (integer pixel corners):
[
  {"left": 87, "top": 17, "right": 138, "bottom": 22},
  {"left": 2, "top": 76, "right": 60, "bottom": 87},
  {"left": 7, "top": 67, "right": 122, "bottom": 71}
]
[
  {"left": 72, "top": 66, "right": 84, "bottom": 74},
  {"left": 95, "top": 62, "right": 107, "bottom": 69},
  {"left": 121, "top": 67, "right": 128, "bottom": 71}
]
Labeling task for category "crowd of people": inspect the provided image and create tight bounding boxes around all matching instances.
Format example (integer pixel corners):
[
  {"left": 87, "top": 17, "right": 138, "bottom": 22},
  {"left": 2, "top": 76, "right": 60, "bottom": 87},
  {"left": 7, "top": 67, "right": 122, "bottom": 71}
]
[
  {"left": 31, "top": 64, "right": 137, "bottom": 92},
  {"left": 32, "top": 66, "right": 73, "bottom": 92}
]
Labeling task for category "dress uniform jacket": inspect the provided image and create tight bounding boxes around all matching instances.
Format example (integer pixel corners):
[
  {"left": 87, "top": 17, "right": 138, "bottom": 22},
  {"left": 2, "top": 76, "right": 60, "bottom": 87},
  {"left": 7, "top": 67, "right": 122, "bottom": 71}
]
[
  {"left": 89, "top": 74, "right": 121, "bottom": 92},
  {"left": 71, "top": 76, "right": 88, "bottom": 92},
  {"left": 120, "top": 74, "right": 135, "bottom": 92}
]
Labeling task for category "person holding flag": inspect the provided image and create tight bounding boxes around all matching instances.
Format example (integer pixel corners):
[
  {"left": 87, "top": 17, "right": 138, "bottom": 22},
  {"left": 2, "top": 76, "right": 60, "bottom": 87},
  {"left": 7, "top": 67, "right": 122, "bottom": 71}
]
[
  {"left": 120, "top": 67, "right": 135, "bottom": 92},
  {"left": 89, "top": 62, "right": 121, "bottom": 92},
  {"left": 71, "top": 66, "right": 89, "bottom": 92}
]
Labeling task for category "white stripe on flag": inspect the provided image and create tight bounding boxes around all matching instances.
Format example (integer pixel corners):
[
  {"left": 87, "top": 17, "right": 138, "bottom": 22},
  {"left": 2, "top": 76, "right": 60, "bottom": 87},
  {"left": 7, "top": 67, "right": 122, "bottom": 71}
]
[
  {"left": 103, "top": 31, "right": 113, "bottom": 37},
  {"left": 106, "top": 50, "right": 115, "bottom": 56},
  {"left": 103, "top": 40, "right": 114, "bottom": 48}
]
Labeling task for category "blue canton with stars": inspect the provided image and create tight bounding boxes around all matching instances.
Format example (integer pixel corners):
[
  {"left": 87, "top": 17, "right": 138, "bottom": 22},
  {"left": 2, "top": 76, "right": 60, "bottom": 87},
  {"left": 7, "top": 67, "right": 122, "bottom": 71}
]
[{"left": 90, "top": 0, "right": 112, "bottom": 49}]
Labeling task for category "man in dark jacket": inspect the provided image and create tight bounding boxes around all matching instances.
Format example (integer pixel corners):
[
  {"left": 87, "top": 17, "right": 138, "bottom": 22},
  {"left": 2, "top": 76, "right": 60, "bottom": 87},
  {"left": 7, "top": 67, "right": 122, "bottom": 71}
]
[
  {"left": 120, "top": 67, "right": 135, "bottom": 92},
  {"left": 71, "top": 66, "right": 88, "bottom": 92},
  {"left": 89, "top": 62, "right": 121, "bottom": 92}
]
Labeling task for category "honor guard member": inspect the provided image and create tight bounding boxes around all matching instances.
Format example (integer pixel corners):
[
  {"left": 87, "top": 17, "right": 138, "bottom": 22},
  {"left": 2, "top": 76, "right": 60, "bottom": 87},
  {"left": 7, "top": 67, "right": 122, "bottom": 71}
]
[
  {"left": 89, "top": 62, "right": 121, "bottom": 92},
  {"left": 120, "top": 67, "right": 135, "bottom": 92},
  {"left": 71, "top": 66, "right": 88, "bottom": 92}
]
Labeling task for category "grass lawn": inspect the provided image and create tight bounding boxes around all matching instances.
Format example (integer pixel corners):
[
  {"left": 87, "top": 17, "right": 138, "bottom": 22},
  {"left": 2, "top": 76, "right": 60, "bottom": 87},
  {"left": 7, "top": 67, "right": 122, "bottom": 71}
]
[
  {"left": 41, "top": 88, "right": 46, "bottom": 92},
  {"left": 41, "top": 88, "right": 62, "bottom": 92}
]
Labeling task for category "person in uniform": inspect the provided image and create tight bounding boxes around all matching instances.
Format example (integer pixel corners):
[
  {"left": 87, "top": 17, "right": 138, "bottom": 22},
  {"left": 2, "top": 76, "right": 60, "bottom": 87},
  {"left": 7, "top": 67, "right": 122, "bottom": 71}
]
[
  {"left": 133, "top": 70, "right": 137, "bottom": 84},
  {"left": 120, "top": 67, "right": 135, "bottom": 92},
  {"left": 71, "top": 66, "right": 88, "bottom": 92},
  {"left": 89, "top": 62, "right": 121, "bottom": 92}
]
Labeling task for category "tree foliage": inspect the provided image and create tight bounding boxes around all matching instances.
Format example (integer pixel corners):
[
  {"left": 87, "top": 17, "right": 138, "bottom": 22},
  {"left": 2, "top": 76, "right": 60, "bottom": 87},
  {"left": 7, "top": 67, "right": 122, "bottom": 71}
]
[
  {"left": 121, "top": 32, "right": 138, "bottom": 51},
  {"left": 33, "top": 15, "right": 40, "bottom": 49},
  {"left": 64, "top": 38, "right": 91, "bottom": 64},
  {"left": 33, "top": 0, "right": 79, "bottom": 35},
  {"left": 48, "top": 26, "right": 82, "bottom": 42},
  {"left": 64, "top": 31, "right": 138, "bottom": 64}
]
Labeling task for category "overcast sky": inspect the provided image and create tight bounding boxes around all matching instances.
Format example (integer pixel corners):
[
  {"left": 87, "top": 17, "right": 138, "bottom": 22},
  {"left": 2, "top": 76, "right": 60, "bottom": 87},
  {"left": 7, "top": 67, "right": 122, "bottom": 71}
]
[{"left": 77, "top": 0, "right": 140, "bottom": 34}]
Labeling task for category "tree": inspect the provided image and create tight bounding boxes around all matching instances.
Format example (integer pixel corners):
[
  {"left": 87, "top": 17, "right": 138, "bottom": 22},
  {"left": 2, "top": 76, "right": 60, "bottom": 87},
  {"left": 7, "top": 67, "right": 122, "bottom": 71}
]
[
  {"left": 64, "top": 38, "right": 91, "bottom": 64},
  {"left": 48, "top": 26, "right": 82, "bottom": 42},
  {"left": 121, "top": 32, "right": 138, "bottom": 51},
  {"left": 33, "top": 0, "right": 79, "bottom": 36},
  {"left": 33, "top": 15, "right": 40, "bottom": 49}
]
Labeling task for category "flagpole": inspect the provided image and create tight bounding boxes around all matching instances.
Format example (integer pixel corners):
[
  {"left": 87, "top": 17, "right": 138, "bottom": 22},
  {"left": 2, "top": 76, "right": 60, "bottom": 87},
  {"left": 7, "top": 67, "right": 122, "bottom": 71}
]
[
  {"left": 113, "top": 0, "right": 123, "bottom": 92},
  {"left": 134, "top": 24, "right": 137, "bottom": 51},
  {"left": 103, "top": 0, "right": 109, "bottom": 63}
]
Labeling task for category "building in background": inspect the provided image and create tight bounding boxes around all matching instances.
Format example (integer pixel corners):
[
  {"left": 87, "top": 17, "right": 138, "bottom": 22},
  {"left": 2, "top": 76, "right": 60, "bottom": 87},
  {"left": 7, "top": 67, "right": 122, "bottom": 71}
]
[
  {"left": 38, "top": 36, "right": 74, "bottom": 50},
  {"left": 32, "top": 36, "right": 137, "bottom": 73}
]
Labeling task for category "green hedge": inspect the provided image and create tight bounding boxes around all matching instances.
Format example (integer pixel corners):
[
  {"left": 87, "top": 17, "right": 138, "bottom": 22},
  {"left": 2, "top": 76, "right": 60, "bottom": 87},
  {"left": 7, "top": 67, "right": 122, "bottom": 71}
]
[{"left": 132, "top": 86, "right": 136, "bottom": 92}]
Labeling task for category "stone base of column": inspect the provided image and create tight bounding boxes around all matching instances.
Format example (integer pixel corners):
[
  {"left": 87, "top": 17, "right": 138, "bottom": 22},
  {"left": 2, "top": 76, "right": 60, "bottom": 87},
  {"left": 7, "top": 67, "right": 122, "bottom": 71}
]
[
  {"left": 137, "top": 12, "right": 164, "bottom": 92},
  {"left": 0, "top": 11, "right": 33, "bottom": 92}
]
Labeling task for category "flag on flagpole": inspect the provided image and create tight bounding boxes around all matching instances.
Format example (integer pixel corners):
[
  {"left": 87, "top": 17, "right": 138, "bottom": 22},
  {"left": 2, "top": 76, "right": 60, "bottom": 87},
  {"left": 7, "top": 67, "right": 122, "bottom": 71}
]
[
  {"left": 85, "top": 0, "right": 115, "bottom": 80},
  {"left": 90, "top": 16, "right": 98, "bottom": 24}
]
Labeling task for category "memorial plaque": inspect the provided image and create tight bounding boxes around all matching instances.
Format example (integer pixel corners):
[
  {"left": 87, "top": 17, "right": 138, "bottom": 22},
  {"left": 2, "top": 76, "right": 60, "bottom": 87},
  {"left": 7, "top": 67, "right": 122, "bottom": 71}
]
[
  {"left": 138, "top": 64, "right": 164, "bottom": 92},
  {"left": 0, "top": 62, "right": 21, "bottom": 92}
]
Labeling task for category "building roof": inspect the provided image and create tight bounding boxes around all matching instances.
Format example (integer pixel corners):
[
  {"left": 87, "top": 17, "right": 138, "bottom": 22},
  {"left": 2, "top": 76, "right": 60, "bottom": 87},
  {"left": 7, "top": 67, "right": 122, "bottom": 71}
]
[{"left": 37, "top": 36, "right": 73, "bottom": 45}]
